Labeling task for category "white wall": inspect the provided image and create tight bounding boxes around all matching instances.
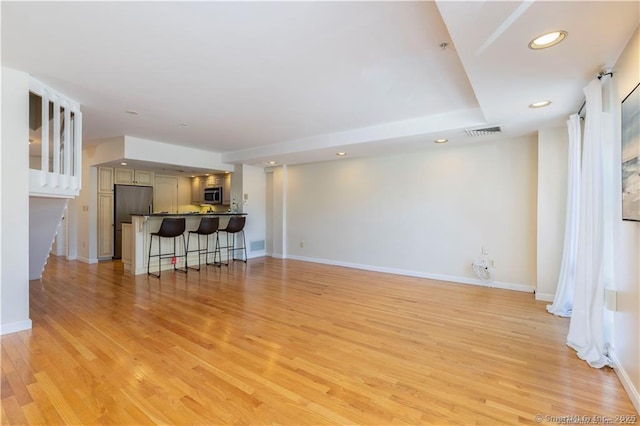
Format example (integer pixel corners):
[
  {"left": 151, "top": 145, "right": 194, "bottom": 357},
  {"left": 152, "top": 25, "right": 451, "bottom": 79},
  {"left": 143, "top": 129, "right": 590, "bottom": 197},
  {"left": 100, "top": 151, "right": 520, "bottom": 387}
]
[
  {"left": 124, "top": 136, "right": 233, "bottom": 172},
  {"left": 536, "top": 127, "right": 569, "bottom": 301},
  {"left": 268, "top": 166, "right": 286, "bottom": 258},
  {"left": 76, "top": 137, "right": 125, "bottom": 263},
  {"left": 66, "top": 197, "right": 78, "bottom": 260},
  {"left": 76, "top": 162, "right": 98, "bottom": 263},
  {"left": 611, "top": 25, "right": 640, "bottom": 413},
  {"left": 1, "top": 67, "right": 32, "bottom": 334},
  {"left": 284, "top": 136, "right": 538, "bottom": 290},
  {"left": 84, "top": 136, "right": 125, "bottom": 164},
  {"left": 241, "top": 164, "right": 267, "bottom": 258}
]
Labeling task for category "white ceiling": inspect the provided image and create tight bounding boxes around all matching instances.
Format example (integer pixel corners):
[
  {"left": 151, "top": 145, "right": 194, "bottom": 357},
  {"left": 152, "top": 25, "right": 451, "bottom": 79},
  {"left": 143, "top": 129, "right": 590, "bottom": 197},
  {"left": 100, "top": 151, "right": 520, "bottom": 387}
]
[{"left": 3, "top": 1, "right": 639, "bottom": 169}]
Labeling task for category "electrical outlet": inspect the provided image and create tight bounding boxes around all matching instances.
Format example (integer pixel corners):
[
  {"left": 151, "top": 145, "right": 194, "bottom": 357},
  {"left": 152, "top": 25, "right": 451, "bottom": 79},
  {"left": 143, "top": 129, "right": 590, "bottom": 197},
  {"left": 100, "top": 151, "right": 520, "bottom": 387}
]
[
  {"left": 490, "top": 259, "right": 495, "bottom": 267},
  {"left": 300, "top": 242, "right": 304, "bottom": 248},
  {"left": 482, "top": 246, "right": 488, "bottom": 255}
]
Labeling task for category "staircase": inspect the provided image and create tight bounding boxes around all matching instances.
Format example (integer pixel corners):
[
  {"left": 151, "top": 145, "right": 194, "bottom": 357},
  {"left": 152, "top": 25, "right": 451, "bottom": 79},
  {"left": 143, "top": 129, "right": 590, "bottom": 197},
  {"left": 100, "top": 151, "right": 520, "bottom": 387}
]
[{"left": 29, "top": 198, "right": 68, "bottom": 280}]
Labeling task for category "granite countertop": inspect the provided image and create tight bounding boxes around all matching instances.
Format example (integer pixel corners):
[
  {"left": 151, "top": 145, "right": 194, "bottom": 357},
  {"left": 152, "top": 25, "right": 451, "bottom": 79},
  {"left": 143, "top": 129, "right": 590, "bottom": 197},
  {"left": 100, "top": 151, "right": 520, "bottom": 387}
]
[{"left": 131, "top": 212, "right": 247, "bottom": 217}]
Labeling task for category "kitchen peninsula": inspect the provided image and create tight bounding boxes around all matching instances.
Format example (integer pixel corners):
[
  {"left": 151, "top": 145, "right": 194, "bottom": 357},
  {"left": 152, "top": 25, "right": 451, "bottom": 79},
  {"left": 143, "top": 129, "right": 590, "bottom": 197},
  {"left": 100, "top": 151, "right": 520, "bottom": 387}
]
[{"left": 123, "top": 213, "right": 247, "bottom": 275}]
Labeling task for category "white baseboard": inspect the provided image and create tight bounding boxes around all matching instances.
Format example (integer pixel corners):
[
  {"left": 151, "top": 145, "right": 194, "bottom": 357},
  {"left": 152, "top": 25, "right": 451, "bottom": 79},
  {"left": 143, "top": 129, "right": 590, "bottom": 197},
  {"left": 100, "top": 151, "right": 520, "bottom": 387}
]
[
  {"left": 247, "top": 251, "right": 266, "bottom": 260},
  {"left": 270, "top": 252, "right": 286, "bottom": 259},
  {"left": 1, "top": 319, "right": 33, "bottom": 335},
  {"left": 286, "top": 255, "right": 535, "bottom": 293},
  {"left": 77, "top": 256, "right": 98, "bottom": 264},
  {"left": 609, "top": 350, "right": 640, "bottom": 414},
  {"left": 535, "top": 292, "right": 555, "bottom": 302}
]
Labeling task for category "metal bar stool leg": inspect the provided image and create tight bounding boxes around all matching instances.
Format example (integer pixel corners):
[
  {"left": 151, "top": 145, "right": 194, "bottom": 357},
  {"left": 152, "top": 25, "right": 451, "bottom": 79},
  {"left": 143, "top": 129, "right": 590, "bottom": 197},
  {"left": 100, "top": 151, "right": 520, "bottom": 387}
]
[
  {"left": 187, "top": 231, "right": 202, "bottom": 271},
  {"left": 240, "top": 229, "right": 247, "bottom": 263},
  {"left": 212, "top": 232, "right": 222, "bottom": 267},
  {"left": 231, "top": 229, "right": 247, "bottom": 263},
  {"left": 147, "top": 234, "right": 162, "bottom": 278},
  {"left": 178, "top": 233, "right": 188, "bottom": 272}
]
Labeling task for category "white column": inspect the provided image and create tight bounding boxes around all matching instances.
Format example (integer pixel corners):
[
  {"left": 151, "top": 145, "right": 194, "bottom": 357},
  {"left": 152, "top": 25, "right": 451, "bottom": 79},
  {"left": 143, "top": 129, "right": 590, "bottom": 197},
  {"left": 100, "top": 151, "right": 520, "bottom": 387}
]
[{"left": 1, "top": 67, "right": 32, "bottom": 334}]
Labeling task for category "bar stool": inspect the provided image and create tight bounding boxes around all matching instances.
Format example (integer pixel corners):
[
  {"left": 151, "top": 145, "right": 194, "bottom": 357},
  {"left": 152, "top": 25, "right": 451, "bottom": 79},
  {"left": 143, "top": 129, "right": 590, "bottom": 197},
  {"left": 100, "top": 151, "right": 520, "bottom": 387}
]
[
  {"left": 217, "top": 216, "right": 247, "bottom": 265},
  {"left": 147, "top": 218, "right": 188, "bottom": 278},
  {"left": 186, "top": 216, "right": 220, "bottom": 271}
]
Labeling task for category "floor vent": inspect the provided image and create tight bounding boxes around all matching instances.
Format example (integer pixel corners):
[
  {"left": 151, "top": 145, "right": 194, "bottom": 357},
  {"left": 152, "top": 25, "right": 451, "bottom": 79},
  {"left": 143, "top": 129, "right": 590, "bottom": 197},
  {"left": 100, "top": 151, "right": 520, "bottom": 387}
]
[
  {"left": 465, "top": 125, "right": 502, "bottom": 137},
  {"left": 250, "top": 240, "right": 265, "bottom": 252}
]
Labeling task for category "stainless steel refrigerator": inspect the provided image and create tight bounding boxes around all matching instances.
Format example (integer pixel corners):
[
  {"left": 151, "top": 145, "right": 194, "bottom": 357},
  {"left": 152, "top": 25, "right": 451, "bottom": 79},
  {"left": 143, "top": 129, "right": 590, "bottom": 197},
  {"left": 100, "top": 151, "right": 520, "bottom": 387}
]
[{"left": 113, "top": 184, "right": 154, "bottom": 259}]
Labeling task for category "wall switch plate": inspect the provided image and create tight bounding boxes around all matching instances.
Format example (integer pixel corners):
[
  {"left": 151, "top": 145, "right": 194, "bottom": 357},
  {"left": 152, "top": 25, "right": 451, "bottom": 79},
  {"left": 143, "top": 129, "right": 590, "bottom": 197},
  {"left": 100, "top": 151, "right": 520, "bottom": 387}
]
[{"left": 481, "top": 246, "right": 488, "bottom": 255}]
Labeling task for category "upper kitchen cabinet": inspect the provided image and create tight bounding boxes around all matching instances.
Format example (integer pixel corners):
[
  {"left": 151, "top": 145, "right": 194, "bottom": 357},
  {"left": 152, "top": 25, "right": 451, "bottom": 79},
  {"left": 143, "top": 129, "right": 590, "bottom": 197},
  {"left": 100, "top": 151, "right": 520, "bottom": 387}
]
[
  {"left": 205, "top": 175, "right": 225, "bottom": 188},
  {"left": 191, "top": 176, "right": 205, "bottom": 204},
  {"left": 98, "top": 167, "right": 114, "bottom": 192},
  {"left": 222, "top": 174, "right": 231, "bottom": 204},
  {"left": 115, "top": 168, "right": 154, "bottom": 186},
  {"left": 191, "top": 173, "right": 232, "bottom": 205}
]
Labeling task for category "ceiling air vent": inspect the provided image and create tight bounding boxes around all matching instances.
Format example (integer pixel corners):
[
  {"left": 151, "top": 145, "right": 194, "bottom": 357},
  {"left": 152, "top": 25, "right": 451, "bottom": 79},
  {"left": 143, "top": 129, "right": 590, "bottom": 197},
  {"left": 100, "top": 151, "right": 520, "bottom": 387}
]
[{"left": 465, "top": 126, "right": 502, "bottom": 137}]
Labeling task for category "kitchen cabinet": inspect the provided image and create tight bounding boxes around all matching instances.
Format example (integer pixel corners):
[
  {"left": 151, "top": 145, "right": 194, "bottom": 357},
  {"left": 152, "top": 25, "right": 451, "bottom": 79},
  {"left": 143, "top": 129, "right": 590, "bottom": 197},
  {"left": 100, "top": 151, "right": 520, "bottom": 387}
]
[
  {"left": 98, "top": 167, "right": 114, "bottom": 259},
  {"left": 98, "top": 167, "right": 113, "bottom": 192},
  {"left": 135, "top": 170, "right": 155, "bottom": 186},
  {"left": 222, "top": 174, "right": 231, "bottom": 204},
  {"left": 154, "top": 175, "right": 178, "bottom": 213},
  {"left": 114, "top": 168, "right": 134, "bottom": 184},
  {"left": 191, "top": 176, "right": 205, "bottom": 204},
  {"left": 205, "top": 175, "right": 229, "bottom": 188},
  {"left": 115, "top": 168, "right": 154, "bottom": 186},
  {"left": 97, "top": 192, "right": 114, "bottom": 258},
  {"left": 122, "top": 223, "right": 132, "bottom": 271}
]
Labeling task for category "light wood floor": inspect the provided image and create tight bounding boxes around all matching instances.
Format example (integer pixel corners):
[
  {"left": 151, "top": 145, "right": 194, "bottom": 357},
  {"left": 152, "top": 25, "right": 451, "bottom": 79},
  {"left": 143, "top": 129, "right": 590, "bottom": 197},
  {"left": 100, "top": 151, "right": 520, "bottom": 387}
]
[{"left": 1, "top": 256, "right": 635, "bottom": 425}]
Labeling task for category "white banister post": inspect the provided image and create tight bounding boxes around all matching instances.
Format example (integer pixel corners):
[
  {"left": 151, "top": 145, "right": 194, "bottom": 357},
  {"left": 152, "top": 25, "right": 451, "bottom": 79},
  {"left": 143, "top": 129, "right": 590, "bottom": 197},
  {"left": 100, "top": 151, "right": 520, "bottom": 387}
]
[
  {"left": 40, "top": 91, "right": 50, "bottom": 186},
  {"left": 63, "top": 103, "right": 71, "bottom": 188},
  {"left": 52, "top": 97, "right": 61, "bottom": 187},
  {"left": 73, "top": 109, "right": 82, "bottom": 191}
]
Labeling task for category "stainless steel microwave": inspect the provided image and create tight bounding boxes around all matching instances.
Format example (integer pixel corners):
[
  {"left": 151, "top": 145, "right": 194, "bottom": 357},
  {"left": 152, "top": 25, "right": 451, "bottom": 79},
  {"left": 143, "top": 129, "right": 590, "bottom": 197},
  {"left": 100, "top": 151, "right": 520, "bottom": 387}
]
[{"left": 203, "top": 186, "right": 222, "bottom": 204}]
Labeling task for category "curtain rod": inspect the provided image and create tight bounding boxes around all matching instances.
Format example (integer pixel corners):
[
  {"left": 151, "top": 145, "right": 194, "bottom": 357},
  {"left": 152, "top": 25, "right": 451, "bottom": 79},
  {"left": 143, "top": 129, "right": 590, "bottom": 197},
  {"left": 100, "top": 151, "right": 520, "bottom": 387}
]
[{"left": 576, "top": 71, "right": 614, "bottom": 117}]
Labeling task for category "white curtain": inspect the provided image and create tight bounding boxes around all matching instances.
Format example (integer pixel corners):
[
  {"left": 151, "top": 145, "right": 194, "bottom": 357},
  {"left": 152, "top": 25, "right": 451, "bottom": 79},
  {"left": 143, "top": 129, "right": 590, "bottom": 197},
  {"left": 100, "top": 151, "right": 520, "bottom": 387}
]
[
  {"left": 566, "top": 78, "right": 610, "bottom": 368},
  {"left": 547, "top": 114, "right": 582, "bottom": 317}
]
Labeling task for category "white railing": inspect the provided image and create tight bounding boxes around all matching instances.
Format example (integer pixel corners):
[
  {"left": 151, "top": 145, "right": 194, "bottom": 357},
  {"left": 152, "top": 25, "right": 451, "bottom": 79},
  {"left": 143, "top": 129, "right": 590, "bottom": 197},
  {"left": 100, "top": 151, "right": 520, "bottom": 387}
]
[{"left": 29, "top": 77, "right": 82, "bottom": 198}]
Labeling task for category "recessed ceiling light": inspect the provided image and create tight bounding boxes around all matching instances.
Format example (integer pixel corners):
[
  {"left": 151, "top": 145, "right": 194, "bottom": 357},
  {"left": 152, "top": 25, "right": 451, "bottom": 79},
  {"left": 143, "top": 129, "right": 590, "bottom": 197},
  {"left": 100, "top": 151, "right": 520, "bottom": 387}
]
[
  {"left": 528, "top": 31, "right": 567, "bottom": 50},
  {"left": 120, "top": 162, "right": 127, "bottom": 166},
  {"left": 434, "top": 139, "right": 448, "bottom": 144},
  {"left": 529, "top": 100, "right": 552, "bottom": 108},
  {"left": 179, "top": 123, "right": 188, "bottom": 128},
  {"left": 336, "top": 152, "right": 347, "bottom": 157},
  {"left": 125, "top": 110, "right": 138, "bottom": 115},
  {"left": 268, "top": 161, "right": 277, "bottom": 165}
]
